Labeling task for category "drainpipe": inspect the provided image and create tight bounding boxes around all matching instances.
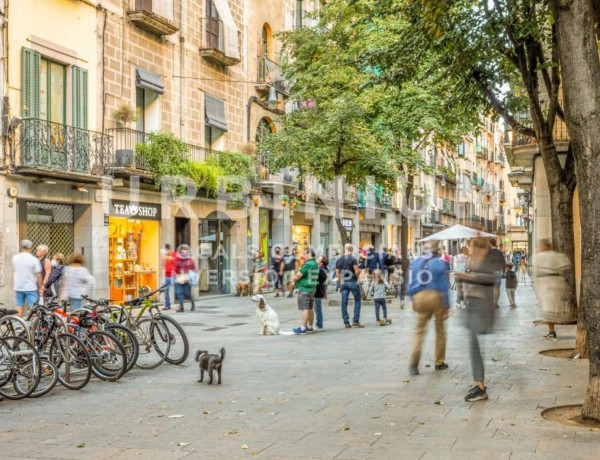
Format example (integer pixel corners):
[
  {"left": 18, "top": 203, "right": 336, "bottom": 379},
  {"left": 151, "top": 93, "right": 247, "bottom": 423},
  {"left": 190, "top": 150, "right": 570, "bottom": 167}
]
[
  {"left": 179, "top": 0, "right": 186, "bottom": 139},
  {"left": 246, "top": 96, "right": 259, "bottom": 142}
]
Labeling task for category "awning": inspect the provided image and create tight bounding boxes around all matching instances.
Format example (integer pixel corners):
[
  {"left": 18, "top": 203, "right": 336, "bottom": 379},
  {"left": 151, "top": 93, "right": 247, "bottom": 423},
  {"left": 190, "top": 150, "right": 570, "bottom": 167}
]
[
  {"left": 205, "top": 94, "right": 228, "bottom": 132},
  {"left": 136, "top": 68, "right": 164, "bottom": 94}
]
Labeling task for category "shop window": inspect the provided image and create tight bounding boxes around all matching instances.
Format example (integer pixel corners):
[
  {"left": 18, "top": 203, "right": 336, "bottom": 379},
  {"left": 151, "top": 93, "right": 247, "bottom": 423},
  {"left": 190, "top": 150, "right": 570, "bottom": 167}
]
[
  {"left": 24, "top": 202, "right": 74, "bottom": 259},
  {"left": 108, "top": 216, "right": 160, "bottom": 304}
]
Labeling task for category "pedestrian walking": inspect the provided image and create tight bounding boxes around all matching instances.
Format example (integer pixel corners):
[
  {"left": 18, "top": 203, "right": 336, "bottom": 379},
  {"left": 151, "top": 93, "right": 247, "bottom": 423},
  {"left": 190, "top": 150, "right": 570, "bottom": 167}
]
[
  {"left": 454, "top": 246, "right": 469, "bottom": 308},
  {"left": 488, "top": 239, "right": 506, "bottom": 308},
  {"left": 12, "top": 239, "right": 42, "bottom": 317},
  {"left": 43, "top": 253, "right": 65, "bottom": 300},
  {"left": 282, "top": 247, "right": 297, "bottom": 297},
  {"left": 335, "top": 243, "right": 364, "bottom": 328},
  {"left": 60, "top": 253, "right": 94, "bottom": 311},
  {"left": 313, "top": 256, "right": 329, "bottom": 332},
  {"left": 408, "top": 241, "right": 450, "bottom": 375},
  {"left": 367, "top": 269, "right": 391, "bottom": 326},
  {"left": 175, "top": 244, "right": 196, "bottom": 312},
  {"left": 271, "top": 247, "right": 284, "bottom": 297},
  {"left": 530, "top": 239, "right": 576, "bottom": 339},
  {"left": 163, "top": 244, "right": 178, "bottom": 310},
  {"left": 454, "top": 237, "right": 496, "bottom": 402},
  {"left": 505, "top": 263, "right": 518, "bottom": 308},
  {"left": 292, "top": 248, "right": 319, "bottom": 335},
  {"left": 36, "top": 244, "right": 52, "bottom": 290}
]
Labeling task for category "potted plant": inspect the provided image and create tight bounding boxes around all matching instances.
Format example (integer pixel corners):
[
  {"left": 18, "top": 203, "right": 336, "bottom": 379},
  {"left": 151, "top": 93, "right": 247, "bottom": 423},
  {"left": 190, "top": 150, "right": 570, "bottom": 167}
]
[{"left": 113, "top": 104, "right": 139, "bottom": 167}]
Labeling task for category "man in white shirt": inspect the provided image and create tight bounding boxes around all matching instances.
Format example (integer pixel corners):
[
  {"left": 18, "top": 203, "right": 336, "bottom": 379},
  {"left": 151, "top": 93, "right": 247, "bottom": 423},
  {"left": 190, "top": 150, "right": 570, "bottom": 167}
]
[{"left": 12, "top": 239, "right": 42, "bottom": 317}]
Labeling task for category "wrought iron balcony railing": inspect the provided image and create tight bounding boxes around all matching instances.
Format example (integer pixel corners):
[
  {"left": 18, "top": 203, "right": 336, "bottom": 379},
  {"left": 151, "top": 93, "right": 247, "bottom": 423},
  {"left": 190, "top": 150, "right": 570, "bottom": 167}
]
[
  {"left": 107, "top": 128, "right": 215, "bottom": 171},
  {"left": 14, "top": 118, "right": 113, "bottom": 176},
  {"left": 257, "top": 56, "right": 289, "bottom": 96}
]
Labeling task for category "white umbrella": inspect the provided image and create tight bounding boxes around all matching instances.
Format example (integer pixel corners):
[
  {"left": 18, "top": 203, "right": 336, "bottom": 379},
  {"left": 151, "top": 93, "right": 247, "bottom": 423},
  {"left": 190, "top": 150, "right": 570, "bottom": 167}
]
[{"left": 420, "top": 224, "right": 497, "bottom": 241}]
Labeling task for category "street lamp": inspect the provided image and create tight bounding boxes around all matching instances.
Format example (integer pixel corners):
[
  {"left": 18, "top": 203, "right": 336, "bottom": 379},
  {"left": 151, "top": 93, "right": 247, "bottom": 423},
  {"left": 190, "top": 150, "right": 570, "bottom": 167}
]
[{"left": 267, "top": 86, "right": 279, "bottom": 110}]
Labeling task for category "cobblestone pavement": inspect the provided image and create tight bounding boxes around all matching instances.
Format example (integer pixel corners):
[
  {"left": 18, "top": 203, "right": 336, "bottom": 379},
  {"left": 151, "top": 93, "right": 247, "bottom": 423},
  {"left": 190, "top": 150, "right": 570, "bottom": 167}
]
[{"left": 1, "top": 283, "right": 598, "bottom": 459}]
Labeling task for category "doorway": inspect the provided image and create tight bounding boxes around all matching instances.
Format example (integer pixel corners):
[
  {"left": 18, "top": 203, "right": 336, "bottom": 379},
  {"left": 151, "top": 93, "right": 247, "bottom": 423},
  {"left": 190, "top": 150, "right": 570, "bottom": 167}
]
[
  {"left": 199, "top": 214, "right": 232, "bottom": 295},
  {"left": 175, "top": 217, "right": 190, "bottom": 249}
]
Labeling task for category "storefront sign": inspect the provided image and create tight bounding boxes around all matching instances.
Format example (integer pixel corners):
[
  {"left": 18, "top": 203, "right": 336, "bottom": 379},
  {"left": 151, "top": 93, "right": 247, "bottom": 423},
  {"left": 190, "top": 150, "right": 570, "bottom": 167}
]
[
  {"left": 340, "top": 218, "right": 354, "bottom": 232},
  {"left": 110, "top": 200, "right": 161, "bottom": 220}
]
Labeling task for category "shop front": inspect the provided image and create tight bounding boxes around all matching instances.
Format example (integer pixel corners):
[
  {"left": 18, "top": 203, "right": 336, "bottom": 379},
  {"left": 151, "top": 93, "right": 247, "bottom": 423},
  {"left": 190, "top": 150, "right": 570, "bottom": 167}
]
[
  {"left": 359, "top": 222, "right": 383, "bottom": 249},
  {"left": 108, "top": 200, "right": 161, "bottom": 304}
]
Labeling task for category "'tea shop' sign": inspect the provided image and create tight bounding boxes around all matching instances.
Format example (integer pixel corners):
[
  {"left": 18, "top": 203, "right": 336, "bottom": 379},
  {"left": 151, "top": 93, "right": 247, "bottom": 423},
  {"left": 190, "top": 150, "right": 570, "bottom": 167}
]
[{"left": 110, "top": 200, "right": 161, "bottom": 220}]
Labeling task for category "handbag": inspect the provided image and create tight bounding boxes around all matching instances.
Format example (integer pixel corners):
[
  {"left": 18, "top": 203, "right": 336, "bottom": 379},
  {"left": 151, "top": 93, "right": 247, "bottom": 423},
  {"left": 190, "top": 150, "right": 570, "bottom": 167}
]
[
  {"left": 176, "top": 273, "right": 189, "bottom": 285},
  {"left": 188, "top": 270, "right": 199, "bottom": 286}
]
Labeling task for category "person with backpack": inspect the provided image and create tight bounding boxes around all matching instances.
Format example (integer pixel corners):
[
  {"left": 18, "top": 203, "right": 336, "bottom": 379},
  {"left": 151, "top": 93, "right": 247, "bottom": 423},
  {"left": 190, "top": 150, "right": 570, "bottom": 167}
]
[
  {"left": 505, "top": 263, "right": 518, "bottom": 308},
  {"left": 281, "top": 246, "right": 297, "bottom": 298},
  {"left": 408, "top": 240, "right": 450, "bottom": 375},
  {"left": 313, "top": 256, "right": 329, "bottom": 332}
]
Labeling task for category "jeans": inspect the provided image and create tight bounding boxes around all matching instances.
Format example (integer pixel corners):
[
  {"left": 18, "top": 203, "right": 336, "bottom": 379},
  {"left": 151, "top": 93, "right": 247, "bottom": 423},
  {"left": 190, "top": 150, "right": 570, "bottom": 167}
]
[
  {"left": 341, "top": 282, "right": 361, "bottom": 324},
  {"left": 164, "top": 276, "right": 174, "bottom": 308},
  {"left": 374, "top": 298, "right": 387, "bottom": 321},
  {"left": 506, "top": 288, "right": 516, "bottom": 306},
  {"left": 70, "top": 298, "right": 83, "bottom": 311},
  {"left": 15, "top": 290, "right": 38, "bottom": 308},
  {"left": 314, "top": 297, "right": 323, "bottom": 329},
  {"left": 176, "top": 283, "right": 195, "bottom": 310},
  {"left": 470, "top": 329, "right": 484, "bottom": 381}
]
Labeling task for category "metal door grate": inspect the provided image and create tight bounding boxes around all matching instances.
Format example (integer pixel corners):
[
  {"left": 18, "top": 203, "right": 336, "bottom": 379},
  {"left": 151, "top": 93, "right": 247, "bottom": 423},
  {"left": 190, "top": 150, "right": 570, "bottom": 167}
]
[{"left": 26, "top": 202, "right": 74, "bottom": 258}]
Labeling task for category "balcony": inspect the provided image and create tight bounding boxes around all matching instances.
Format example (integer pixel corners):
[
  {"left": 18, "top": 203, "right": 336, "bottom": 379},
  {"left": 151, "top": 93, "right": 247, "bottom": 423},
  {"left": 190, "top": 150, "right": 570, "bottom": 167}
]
[
  {"left": 13, "top": 118, "right": 113, "bottom": 181},
  {"left": 258, "top": 161, "right": 297, "bottom": 192},
  {"left": 108, "top": 128, "right": 214, "bottom": 173},
  {"left": 199, "top": 17, "right": 241, "bottom": 67},
  {"left": 256, "top": 56, "right": 289, "bottom": 97},
  {"left": 430, "top": 209, "right": 442, "bottom": 224},
  {"left": 474, "top": 177, "right": 484, "bottom": 190},
  {"left": 127, "top": 0, "right": 179, "bottom": 36},
  {"left": 475, "top": 145, "right": 484, "bottom": 158},
  {"left": 499, "top": 191, "right": 506, "bottom": 202}
]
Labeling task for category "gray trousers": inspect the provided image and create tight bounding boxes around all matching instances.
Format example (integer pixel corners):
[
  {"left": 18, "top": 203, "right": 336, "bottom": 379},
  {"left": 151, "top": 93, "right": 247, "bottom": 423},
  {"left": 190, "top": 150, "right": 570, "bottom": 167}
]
[{"left": 469, "top": 329, "right": 484, "bottom": 382}]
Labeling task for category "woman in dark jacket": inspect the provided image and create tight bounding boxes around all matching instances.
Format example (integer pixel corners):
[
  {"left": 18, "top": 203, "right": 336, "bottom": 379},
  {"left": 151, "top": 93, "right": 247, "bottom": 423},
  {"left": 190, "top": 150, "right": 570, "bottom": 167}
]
[
  {"left": 44, "top": 253, "right": 65, "bottom": 300},
  {"left": 454, "top": 238, "right": 495, "bottom": 403}
]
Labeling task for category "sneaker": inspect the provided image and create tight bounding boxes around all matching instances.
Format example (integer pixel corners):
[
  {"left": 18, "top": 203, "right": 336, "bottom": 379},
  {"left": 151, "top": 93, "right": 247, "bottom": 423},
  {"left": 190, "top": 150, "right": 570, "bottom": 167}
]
[
  {"left": 408, "top": 364, "right": 419, "bottom": 375},
  {"left": 176, "top": 308, "right": 184, "bottom": 313},
  {"left": 385, "top": 318, "right": 392, "bottom": 324},
  {"left": 344, "top": 323, "right": 352, "bottom": 329},
  {"left": 544, "top": 331, "right": 557, "bottom": 338},
  {"left": 293, "top": 327, "right": 307, "bottom": 335},
  {"left": 316, "top": 327, "right": 324, "bottom": 332},
  {"left": 435, "top": 363, "right": 449, "bottom": 370},
  {"left": 465, "top": 385, "right": 488, "bottom": 402},
  {"left": 352, "top": 322, "right": 365, "bottom": 328},
  {"left": 306, "top": 327, "right": 315, "bottom": 334}
]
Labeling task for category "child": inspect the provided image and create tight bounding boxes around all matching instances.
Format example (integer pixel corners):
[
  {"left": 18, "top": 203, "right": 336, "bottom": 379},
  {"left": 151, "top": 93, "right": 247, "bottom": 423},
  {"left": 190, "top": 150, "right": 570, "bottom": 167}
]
[
  {"left": 367, "top": 269, "right": 391, "bottom": 326},
  {"left": 505, "top": 263, "right": 518, "bottom": 308}
]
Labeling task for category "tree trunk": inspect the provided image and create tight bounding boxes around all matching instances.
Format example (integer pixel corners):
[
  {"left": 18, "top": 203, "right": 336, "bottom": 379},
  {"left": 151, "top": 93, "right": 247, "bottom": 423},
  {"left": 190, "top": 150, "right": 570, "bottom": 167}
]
[
  {"left": 554, "top": 0, "right": 600, "bottom": 421},
  {"left": 400, "top": 176, "right": 414, "bottom": 302},
  {"left": 334, "top": 174, "right": 351, "bottom": 245}
]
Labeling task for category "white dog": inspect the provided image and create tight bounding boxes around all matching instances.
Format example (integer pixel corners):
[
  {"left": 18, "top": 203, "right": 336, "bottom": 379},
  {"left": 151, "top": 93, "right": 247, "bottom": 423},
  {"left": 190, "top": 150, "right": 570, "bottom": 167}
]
[{"left": 252, "top": 294, "right": 292, "bottom": 335}]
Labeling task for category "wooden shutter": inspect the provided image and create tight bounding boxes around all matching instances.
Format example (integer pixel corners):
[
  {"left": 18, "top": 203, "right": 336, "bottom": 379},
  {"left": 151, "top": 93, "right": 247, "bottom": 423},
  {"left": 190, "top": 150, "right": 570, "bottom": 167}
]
[
  {"left": 21, "top": 47, "right": 41, "bottom": 118},
  {"left": 72, "top": 67, "right": 88, "bottom": 129}
]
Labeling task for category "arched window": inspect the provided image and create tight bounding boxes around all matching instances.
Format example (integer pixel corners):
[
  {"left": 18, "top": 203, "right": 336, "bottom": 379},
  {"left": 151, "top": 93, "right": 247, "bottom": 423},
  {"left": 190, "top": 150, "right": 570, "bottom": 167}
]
[
  {"left": 261, "top": 24, "right": 273, "bottom": 59},
  {"left": 256, "top": 117, "right": 275, "bottom": 145}
]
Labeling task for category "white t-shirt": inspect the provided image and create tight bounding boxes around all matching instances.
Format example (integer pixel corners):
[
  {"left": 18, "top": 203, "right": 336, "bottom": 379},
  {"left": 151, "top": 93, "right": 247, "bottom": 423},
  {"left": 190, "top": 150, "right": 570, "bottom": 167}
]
[{"left": 12, "top": 252, "right": 41, "bottom": 292}]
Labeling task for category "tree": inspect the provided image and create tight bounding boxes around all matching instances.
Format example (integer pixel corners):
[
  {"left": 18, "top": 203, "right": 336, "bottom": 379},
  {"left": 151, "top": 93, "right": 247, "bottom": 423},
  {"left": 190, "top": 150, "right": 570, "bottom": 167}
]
[
  {"left": 260, "top": 8, "right": 398, "bottom": 244},
  {"left": 552, "top": 0, "right": 600, "bottom": 420}
]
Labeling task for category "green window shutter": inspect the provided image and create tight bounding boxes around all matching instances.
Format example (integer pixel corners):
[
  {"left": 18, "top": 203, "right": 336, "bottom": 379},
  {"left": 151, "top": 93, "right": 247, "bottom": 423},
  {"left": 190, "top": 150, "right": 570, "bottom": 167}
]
[
  {"left": 21, "top": 47, "right": 41, "bottom": 118},
  {"left": 72, "top": 66, "right": 88, "bottom": 129}
]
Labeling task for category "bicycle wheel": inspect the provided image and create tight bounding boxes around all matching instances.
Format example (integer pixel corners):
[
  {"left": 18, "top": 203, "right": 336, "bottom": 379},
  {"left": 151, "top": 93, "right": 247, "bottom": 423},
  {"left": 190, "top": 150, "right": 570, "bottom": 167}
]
[
  {"left": 135, "top": 318, "right": 170, "bottom": 370},
  {"left": 156, "top": 315, "right": 189, "bottom": 365},
  {"left": 0, "top": 336, "right": 41, "bottom": 400},
  {"left": 15, "top": 358, "right": 58, "bottom": 398},
  {"left": 105, "top": 323, "right": 139, "bottom": 373},
  {"left": 87, "top": 331, "right": 126, "bottom": 381},
  {"left": 49, "top": 333, "right": 92, "bottom": 390}
]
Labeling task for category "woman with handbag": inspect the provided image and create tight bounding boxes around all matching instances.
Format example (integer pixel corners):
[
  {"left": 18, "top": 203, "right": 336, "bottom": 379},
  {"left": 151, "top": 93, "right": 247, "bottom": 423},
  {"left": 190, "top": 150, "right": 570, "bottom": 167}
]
[
  {"left": 454, "top": 237, "right": 495, "bottom": 402},
  {"left": 175, "top": 245, "right": 196, "bottom": 313}
]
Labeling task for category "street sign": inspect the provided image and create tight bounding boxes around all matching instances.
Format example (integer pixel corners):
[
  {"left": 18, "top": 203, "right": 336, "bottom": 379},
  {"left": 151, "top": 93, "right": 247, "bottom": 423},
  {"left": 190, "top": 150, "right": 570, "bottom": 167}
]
[{"left": 340, "top": 218, "right": 353, "bottom": 231}]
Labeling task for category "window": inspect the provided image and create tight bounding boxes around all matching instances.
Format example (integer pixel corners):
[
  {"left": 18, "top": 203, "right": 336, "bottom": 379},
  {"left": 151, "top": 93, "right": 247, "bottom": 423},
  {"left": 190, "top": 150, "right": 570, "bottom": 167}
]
[
  {"left": 135, "top": 68, "right": 163, "bottom": 133},
  {"left": 205, "top": 94, "right": 227, "bottom": 148},
  {"left": 21, "top": 47, "right": 87, "bottom": 127},
  {"left": 295, "top": 1, "right": 305, "bottom": 29},
  {"left": 206, "top": 0, "right": 223, "bottom": 50}
]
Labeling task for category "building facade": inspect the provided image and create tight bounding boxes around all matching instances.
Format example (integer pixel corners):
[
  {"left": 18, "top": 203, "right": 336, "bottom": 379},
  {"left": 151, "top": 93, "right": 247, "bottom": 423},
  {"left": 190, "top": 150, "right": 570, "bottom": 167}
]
[{"left": 0, "top": 0, "right": 516, "bottom": 304}]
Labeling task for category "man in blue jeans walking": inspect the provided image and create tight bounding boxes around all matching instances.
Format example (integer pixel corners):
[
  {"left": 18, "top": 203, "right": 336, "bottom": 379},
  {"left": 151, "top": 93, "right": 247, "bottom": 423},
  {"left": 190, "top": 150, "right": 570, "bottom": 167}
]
[{"left": 335, "top": 243, "right": 364, "bottom": 328}]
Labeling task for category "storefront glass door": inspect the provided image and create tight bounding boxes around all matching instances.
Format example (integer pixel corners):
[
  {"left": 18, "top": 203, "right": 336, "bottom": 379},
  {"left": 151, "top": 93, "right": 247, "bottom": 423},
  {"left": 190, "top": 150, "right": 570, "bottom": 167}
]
[{"left": 199, "top": 219, "right": 231, "bottom": 295}]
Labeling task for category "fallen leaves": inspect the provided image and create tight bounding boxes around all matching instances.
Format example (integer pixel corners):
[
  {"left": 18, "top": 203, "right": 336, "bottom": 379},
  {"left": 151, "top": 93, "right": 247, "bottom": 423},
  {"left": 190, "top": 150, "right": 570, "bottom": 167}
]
[
  {"left": 76, "top": 443, "right": 85, "bottom": 448},
  {"left": 202, "top": 410, "right": 211, "bottom": 415},
  {"left": 177, "top": 442, "right": 190, "bottom": 447},
  {"left": 341, "top": 425, "right": 351, "bottom": 431},
  {"left": 242, "top": 444, "right": 249, "bottom": 449},
  {"left": 168, "top": 414, "right": 184, "bottom": 418},
  {"left": 491, "top": 357, "right": 501, "bottom": 362},
  {"left": 228, "top": 429, "right": 238, "bottom": 435},
  {"left": 434, "top": 400, "right": 443, "bottom": 405}
]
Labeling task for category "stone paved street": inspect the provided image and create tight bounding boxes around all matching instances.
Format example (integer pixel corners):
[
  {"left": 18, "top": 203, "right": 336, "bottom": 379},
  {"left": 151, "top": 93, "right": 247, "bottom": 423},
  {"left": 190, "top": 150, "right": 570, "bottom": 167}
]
[{"left": 0, "top": 284, "right": 598, "bottom": 459}]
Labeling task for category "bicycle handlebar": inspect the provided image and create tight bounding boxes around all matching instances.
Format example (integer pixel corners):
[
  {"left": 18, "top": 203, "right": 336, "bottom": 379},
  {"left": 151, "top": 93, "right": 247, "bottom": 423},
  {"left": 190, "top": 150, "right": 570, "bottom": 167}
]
[{"left": 123, "top": 284, "right": 167, "bottom": 306}]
